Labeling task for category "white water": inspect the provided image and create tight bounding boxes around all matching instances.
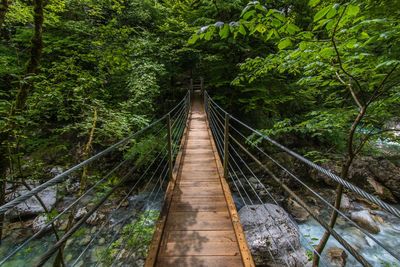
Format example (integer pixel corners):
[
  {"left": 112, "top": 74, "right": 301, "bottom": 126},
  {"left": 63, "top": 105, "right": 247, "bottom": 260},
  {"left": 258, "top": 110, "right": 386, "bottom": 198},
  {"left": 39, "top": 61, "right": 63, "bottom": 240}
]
[{"left": 299, "top": 209, "right": 400, "bottom": 267}]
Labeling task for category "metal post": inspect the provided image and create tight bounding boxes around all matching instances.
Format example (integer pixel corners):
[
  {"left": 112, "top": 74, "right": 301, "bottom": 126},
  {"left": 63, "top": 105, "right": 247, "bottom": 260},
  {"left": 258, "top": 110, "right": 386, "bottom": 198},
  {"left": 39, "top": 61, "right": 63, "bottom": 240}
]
[
  {"left": 223, "top": 113, "right": 230, "bottom": 178},
  {"left": 200, "top": 77, "right": 204, "bottom": 96},
  {"left": 167, "top": 114, "right": 173, "bottom": 180},
  {"left": 190, "top": 78, "right": 193, "bottom": 95}
]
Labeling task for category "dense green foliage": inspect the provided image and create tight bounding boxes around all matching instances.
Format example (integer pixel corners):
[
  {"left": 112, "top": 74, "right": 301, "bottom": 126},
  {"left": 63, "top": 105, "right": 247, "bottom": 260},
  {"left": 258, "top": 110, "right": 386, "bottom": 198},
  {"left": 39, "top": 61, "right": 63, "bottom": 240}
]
[
  {"left": 191, "top": 0, "right": 400, "bottom": 158},
  {"left": 0, "top": 0, "right": 398, "bottom": 193},
  {"left": 0, "top": 0, "right": 399, "bottom": 264}
]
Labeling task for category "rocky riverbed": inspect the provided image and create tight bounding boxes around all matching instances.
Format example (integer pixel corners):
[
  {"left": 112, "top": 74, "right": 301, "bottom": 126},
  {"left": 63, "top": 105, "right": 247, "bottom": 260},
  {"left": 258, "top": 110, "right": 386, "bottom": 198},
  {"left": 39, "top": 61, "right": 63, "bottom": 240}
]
[{"left": 0, "top": 190, "right": 162, "bottom": 267}]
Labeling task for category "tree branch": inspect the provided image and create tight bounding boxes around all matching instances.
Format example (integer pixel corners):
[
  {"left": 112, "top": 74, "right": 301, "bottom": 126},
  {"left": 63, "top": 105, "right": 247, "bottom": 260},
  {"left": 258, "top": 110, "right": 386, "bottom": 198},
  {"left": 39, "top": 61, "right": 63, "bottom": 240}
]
[
  {"left": 335, "top": 71, "right": 362, "bottom": 109},
  {"left": 331, "top": 6, "right": 365, "bottom": 107}
]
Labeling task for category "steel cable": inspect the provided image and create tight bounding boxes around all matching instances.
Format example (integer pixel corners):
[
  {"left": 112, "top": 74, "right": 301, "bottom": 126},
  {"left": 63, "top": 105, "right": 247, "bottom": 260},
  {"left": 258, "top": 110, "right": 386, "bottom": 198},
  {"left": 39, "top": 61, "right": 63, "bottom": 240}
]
[
  {"left": 228, "top": 125, "right": 400, "bottom": 263},
  {"left": 206, "top": 91, "right": 400, "bottom": 219}
]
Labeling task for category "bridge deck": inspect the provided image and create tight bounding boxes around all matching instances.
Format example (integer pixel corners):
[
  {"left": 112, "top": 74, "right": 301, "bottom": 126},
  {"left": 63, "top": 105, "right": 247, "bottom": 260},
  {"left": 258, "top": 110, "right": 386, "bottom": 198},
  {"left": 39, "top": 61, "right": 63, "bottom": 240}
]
[{"left": 146, "top": 97, "right": 254, "bottom": 267}]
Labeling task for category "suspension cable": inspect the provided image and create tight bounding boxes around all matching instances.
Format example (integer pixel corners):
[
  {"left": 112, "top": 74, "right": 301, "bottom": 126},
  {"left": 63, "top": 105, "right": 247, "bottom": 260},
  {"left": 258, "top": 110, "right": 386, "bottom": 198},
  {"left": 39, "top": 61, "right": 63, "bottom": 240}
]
[
  {"left": 227, "top": 135, "right": 329, "bottom": 265},
  {"left": 70, "top": 148, "right": 169, "bottom": 266},
  {"left": 208, "top": 97, "right": 328, "bottom": 263},
  {"left": 228, "top": 125, "right": 400, "bottom": 262},
  {"left": 206, "top": 91, "right": 400, "bottom": 218},
  {"left": 208, "top": 106, "right": 283, "bottom": 264},
  {"left": 0, "top": 93, "right": 190, "bottom": 216}
]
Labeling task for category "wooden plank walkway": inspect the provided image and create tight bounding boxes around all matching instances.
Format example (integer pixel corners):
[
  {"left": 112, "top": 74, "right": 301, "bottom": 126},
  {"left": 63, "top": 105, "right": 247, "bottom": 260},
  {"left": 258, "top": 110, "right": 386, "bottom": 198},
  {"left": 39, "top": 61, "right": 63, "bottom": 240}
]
[{"left": 145, "top": 96, "right": 254, "bottom": 267}]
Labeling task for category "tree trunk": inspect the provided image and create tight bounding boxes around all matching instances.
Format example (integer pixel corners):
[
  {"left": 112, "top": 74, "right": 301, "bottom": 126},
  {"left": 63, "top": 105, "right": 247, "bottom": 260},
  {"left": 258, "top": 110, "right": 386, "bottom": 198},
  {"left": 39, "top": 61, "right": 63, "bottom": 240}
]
[
  {"left": 0, "top": 0, "right": 45, "bottom": 245},
  {"left": 0, "top": 0, "right": 9, "bottom": 30},
  {"left": 80, "top": 108, "right": 97, "bottom": 194},
  {"left": 15, "top": 0, "right": 44, "bottom": 111},
  {"left": 0, "top": 143, "right": 6, "bottom": 244},
  {"left": 312, "top": 107, "right": 366, "bottom": 266}
]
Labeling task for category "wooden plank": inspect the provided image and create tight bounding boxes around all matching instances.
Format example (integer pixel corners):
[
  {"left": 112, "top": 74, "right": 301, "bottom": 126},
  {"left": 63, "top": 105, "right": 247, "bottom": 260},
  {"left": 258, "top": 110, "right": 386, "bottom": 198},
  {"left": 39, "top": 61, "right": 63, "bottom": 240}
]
[
  {"left": 165, "top": 218, "right": 233, "bottom": 231},
  {"left": 178, "top": 181, "right": 221, "bottom": 187},
  {"left": 166, "top": 230, "right": 237, "bottom": 243},
  {"left": 161, "top": 241, "right": 240, "bottom": 256},
  {"left": 149, "top": 96, "right": 251, "bottom": 267},
  {"left": 205, "top": 115, "right": 256, "bottom": 267},
  {"left": 170, "top": 202, "right": 228, "bottom": 212},
  {"left": 157, "top": 256, "right": 243, "bottom": 267},
  {"left": 145, "top": 106, "right": 190, "bottom": 267},
  {"left": 172, "top": 196, "right": 226, "bottom": 203}
]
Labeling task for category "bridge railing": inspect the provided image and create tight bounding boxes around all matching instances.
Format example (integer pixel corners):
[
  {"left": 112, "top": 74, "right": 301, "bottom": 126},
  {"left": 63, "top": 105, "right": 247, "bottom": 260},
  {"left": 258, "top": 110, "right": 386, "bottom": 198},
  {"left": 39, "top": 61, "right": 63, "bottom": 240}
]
[
  {"left": 204, "top": 91, "right": 400, "bottom": 267},
  {"left": 0, "top": 92, "right": 191, "bottom": 266}
]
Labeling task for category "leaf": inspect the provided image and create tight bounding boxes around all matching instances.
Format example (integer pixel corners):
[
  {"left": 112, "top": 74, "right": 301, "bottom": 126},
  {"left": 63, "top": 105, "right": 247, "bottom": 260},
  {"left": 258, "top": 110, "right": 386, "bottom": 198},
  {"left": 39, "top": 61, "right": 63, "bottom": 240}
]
[
  {"left": 360, "top": 31, "right": 369, "bottom": 39},
  {"left": 314, "top": 6, "right": 331, "bottom": 22},
  {"left": 272, "top": 11, "right": 286, "bottom": 22},
  {"left": 325, "top": 19, "right": 335, "bottom": 30},
  {"left": 204, "top": 27, "right": 214, "bottom": 40},
  {"left": 345, "top": 39, "right": 358, "bottom": 49},
  {"left": 375, "top": 60, "right": 400, "bottom": 69},
  {"left": 326, "top": 6, "right": 337, "bottom": 19},
  {"left": 243, "top": 10, "right": 256, "bottom": 20},
  {"left": 278, "top": 38, "right": 292, "bottom": 50},
  {"left": 308, "top": 0, "right": 321, "bottom": 7},
  {"left": 219, "top": 24, "right": 230, "bottom": 39},
  {"left": 319, "top": 47, "right": 335, "bottom": 58},
  {"left": 239, "top": 24, "right": 246, "bottom": 35},
  {"left": 346, "top": 4, "right": 360, "bottom": 16},
  {"left": 188, "top": 34, "right": 199, "bottom": 45},
  {"left": 299, "top": 41, "right": 308, "bottom": 50},
  {"left": 255, "top": 24, "right": 267, "bottom": 33},
  {"left": 286, "top": 23, "right": 300, "bottom": 35}
]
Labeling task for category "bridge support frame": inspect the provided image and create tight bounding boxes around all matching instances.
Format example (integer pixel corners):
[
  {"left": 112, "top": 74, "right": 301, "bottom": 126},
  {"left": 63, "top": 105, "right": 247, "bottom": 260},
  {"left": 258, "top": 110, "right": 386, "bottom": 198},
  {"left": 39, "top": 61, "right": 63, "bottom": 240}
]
[
  {"left": 167, "top": 114, "right": 173, "bottom": 180},
  {"left": 223, "top": 113, "right": 230, "bottom": 178}
]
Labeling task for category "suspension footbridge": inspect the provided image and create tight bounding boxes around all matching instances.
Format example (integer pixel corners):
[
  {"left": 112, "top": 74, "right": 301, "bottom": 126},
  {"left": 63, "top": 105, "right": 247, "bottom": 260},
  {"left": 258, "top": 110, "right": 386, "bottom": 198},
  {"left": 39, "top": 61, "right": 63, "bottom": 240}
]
[{"left": 0, "top": 87, "right": 399, "bottom": 267}]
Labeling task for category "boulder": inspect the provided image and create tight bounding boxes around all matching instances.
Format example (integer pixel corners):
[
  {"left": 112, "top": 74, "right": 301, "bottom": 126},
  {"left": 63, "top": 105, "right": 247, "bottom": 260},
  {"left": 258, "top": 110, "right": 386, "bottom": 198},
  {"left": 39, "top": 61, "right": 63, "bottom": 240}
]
[
  {"left": 5, "top": 184, "right": 57, "bottom": 219},
  {"left": 32, "top": 214, "right": 51, "bottom": 233},
  {"left": 366, "top": 177, "right": 396, "bottom": 203},
  {"left": 340, "top": 194, "right": 352, "bottom": 210},
  {"left": 309, "top": 163, "right": 340, "bottom": 186},
  {"left": 239, "top": 204, "right": 308, "bottom": 266},
  {"left": 327, "top": 247, "right": 347, "bottom": 267},
  {"left": 285, "top": 198, "right": 309, "bottom": 222},
  {"left": 367, "top": 159, "right": 400, "bottom": 200},
  {"left": 350, "top": 210, "right": 380, "bottom": 234}
]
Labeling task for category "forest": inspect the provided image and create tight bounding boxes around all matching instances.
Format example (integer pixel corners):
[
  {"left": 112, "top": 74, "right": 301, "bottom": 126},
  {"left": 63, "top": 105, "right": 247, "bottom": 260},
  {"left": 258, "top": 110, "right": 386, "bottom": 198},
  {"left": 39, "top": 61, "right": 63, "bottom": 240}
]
[{"left": 0, "top": 0, "right": 399, "bottom": 266}]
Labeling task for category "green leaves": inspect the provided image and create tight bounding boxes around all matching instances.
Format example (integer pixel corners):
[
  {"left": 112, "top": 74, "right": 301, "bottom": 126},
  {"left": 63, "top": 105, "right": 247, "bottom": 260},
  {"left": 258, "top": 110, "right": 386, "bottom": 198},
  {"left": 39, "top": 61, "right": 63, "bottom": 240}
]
[
  {"left": 278, "top": 38, "right": 292, "bottom": 50},
  {"left": 219, "top": 24, "right": 230, "bottom": 39},
  {"left": 314, "top": 6, "right": 331, "bottom": 22},
  {"left": 308, "top": 0, "right": 321, "bottom": 8},
  {"left": 188, "top": 34, "right": 199, "bottom": 45},
  {"left": 347, "top": 4, "right": 360, "bottom": 17}
]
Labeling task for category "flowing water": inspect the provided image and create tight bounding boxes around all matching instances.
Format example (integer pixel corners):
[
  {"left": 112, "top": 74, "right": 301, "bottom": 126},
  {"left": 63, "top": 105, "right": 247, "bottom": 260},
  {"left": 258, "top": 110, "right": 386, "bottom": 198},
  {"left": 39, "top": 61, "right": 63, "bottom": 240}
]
[
  {"left": 0, "top": 192, "right": 162, "bottom": 267},
  {"left": 299, "top": 207, "right": 400, "bottom": 267}
]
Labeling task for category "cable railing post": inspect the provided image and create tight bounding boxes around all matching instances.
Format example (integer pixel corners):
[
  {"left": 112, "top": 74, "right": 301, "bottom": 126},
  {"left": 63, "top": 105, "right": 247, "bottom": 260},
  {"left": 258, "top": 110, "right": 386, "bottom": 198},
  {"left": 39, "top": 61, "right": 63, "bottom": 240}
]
[
  {"left": 167, "top": 114, "right": 173, "bottom": 180},
  {"left": 200, "top": 77, "right": 204, "bottom": 96},
  {"left": 223, "top": 113, "right": 230, "bottom": 178}
]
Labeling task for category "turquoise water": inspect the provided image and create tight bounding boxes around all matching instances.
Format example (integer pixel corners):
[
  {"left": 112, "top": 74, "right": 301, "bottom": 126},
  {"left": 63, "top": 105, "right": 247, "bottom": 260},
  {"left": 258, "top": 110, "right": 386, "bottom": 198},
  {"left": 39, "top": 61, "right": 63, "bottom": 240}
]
[{"left": 299, "top": 211, "right": 400, "bottom": 267}]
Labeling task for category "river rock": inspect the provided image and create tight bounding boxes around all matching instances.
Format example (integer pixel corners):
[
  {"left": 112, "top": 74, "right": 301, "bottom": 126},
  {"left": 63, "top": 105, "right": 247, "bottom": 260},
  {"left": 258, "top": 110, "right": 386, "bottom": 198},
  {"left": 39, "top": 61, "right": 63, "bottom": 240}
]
[
  {"left": 74, "top": 207, "right": 88, "bottom": 220},
  {"left": 32, "top": 214, "right": 51, "bottom": 233},
  {"left": 340, "top": 194, "right": 352, "bottom": 210},
  {"left": 327, "top": 247, "right": 347, "bottom": 267},
  {"left": 285, "top": 198, "right": 309, "bottom": 222},
  {"left": 5, "top": 184, "right": 57, "bottom": 219},
  {"left": 239, "top": 204, "right": 308, "bottom": 266},
  {"left": 367, "top": 159, "right": 400, "bottom": 200},
  {"left": 350, "top": 210, "right": 380, "bottom": 234},
  {"left": 87, "top": 211, "right": 105, "bottom": 226},
  {"left": 249, "top": 177, "right": 258, "bottom": 185}
]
